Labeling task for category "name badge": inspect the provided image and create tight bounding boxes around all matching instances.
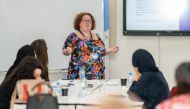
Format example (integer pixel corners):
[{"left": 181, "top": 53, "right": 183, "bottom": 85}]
[{"left": 91, "top": 53, "right": 98, "bottom": 60}]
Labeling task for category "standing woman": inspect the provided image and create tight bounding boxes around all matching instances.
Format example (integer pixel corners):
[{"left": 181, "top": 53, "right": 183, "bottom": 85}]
[
  {"left": 63, "top": 12, "right": 119, "bottom": 79},
  {"left": 31, "top": 39, "right": 49, "bottom": 81},
  {"left": 128, "top": 49, "right": 170, "bottom": 109},
  {"left": 0, "top": 56, "right": 44, "bottom": 109},
  {"left": 5, "top": 45, "right": 35, "bottom": 78}
]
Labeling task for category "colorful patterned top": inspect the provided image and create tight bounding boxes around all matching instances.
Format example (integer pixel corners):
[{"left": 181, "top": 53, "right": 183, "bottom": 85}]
[
  {"left": 156, "top": 93, "right": 190, "bottom": 109},
  {"left": 63, "top": 32, "right": 106, "bottom": 79}
]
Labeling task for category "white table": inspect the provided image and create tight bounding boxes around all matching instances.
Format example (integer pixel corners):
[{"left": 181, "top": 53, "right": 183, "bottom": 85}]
[{"left": 14, "top": 79, "right": 143, "bottom": 109}]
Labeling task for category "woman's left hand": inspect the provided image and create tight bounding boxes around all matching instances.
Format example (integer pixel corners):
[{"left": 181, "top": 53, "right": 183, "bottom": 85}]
[
  {"left": 105, "top": 46, "right": 119, "bottom": 56},
  {"left": 111, "top": 46, "right": 119, "bottom": 53}
]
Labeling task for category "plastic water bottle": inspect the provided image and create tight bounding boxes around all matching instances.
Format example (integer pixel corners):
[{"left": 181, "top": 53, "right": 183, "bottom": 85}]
[
  {"left": 79, "top": 66, "right": 87, "bottom": 96},
  {"left": 127, "top": 72, "right": 134, "bottom": 87},
  {"left": 56, "top": 81, "right": 62, "bottom": 96}
]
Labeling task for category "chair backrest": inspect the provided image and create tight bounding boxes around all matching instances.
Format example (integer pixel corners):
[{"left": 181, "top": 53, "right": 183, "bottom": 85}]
[{"left": 16, "top": 79, "right": 45, "bottom": 101}]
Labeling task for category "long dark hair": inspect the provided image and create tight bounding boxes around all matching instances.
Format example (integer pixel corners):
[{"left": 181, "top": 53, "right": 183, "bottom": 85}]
[
  {"left": 2, "top": 56, "right": 43, "bottom": 85},
  {"left": 31, "top": 39, "right": 49, "bottom": 81},
  {"left": 5, "top": 45, "right": 35, "bottom": 78},
  {"left": 175, "top": 62, "right": 190, "bottom": 95}
]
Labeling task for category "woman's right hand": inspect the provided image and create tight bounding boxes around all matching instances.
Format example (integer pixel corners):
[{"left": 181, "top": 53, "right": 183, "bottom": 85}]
[
  {"left": 63, "top": 47, "right": 73, "bottom": 56},
  {"left": 66, "top": 47, "right": 73, "bottom": 54}
]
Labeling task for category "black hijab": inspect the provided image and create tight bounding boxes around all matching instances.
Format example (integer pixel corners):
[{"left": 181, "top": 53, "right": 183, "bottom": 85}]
[
  {"left": 5, "top": 45, "right": 35, "bottom": 78},
  {"left": 132, "top": 49, "right": 159, "bottom": 73},
  {"left": 130, "top": 49, "right": 170, "bottom": 109}
]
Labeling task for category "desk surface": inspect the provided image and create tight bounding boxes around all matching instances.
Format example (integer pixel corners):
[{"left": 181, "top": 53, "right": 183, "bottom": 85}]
[{"left": 14, "top": 79, "right": 143, "bottom": 109}]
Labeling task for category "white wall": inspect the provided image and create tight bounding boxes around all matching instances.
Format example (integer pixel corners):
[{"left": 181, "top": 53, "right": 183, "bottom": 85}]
[
  {"left": 0, "top": 0, "right": 104, "bottom": 71},
  {"left": 0, "top": 0, "right": 105, "bottom": 82},
  {"left": 0, "top": 0, "right": 105, "bottom": 83},
  {"left": 108, "top": 0, "right": 190, "bottom": 89},
  {"left": 1, "top": 0, "right": 190, "bottom": 89}
]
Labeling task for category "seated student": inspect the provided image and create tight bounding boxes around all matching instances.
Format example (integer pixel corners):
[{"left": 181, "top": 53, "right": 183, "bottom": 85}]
[
  {"left": 127, "top": 49, "right": 170, "bottom": 109},
  {"left": 0, "top": 56, "right": 44, "bottom": 109},
  {"left": 5, "top": 45, "right": 35, "bottom": 78},
  {"left": 31, "top": 39, "right": 49, "bottom": 81},
  {"left": 156, "top": 62, "right": 190, "bottom": 109}
]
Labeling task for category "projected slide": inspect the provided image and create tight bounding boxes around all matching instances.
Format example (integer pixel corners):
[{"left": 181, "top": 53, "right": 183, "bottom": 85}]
[
  {"left": 180, "top": 4, "right": 190, "bottom": 30},
  {"left": 125, "top": 0, "right": 190, "bottom": 31}
]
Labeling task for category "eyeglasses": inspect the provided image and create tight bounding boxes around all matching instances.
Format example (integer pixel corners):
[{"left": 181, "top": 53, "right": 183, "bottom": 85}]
[{"left": 81, "top": 19, "right": 92, "bottom": 23}]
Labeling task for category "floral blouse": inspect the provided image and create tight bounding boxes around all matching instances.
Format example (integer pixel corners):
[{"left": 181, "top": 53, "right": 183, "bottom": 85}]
[
  {"left": 156, "top": 94, "right": 190, "bottom": 109},
  {"left": 63, "top": 32, "right": 106, "bottom": 79}
]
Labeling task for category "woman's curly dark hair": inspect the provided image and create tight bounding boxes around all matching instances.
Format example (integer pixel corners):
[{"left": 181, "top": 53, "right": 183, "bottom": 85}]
[{"left": 74, "top": 12, "right": 96, "bottom": 30}]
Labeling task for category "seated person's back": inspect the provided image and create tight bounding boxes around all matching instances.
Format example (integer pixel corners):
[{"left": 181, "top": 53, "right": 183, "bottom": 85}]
[
  {"left": 156, "top": 62, "right": 190, "bottom": 109},
  {"left": 0, "top": 56, "right": 44, "bottom": 109}
]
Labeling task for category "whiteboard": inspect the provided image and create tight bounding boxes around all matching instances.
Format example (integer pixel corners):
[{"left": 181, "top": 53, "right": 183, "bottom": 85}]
[{"left": 0, "top": 0, "right": 105, "bottom": 71}]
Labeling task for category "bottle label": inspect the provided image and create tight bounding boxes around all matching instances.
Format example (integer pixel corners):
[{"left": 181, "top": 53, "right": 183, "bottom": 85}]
[
  {"left": 91, "top": 53, "right": 98, "bottom": 60},
  {"left": 127, "top": 72, "right": 134, "bottom": 87},
  {"left": 56, "top": 82, "right": 61, "bottom": 96}
]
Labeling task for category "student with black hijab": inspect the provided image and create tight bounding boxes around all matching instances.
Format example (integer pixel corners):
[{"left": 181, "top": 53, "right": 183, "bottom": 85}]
[
  {"left": 128, "top": 49, "right": 170, "bottom": 109},
  {"left": 5, "top": 45, "right": 35, "bottom": 78}
]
